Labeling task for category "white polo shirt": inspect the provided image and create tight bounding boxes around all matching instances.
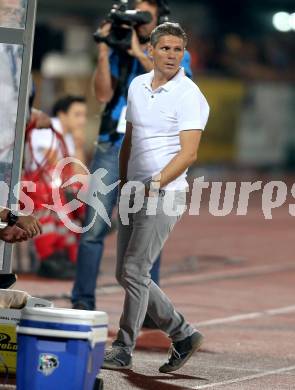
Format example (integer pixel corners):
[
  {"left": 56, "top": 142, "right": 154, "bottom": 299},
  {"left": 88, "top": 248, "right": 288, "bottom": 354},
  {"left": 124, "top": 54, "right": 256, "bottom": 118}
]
[{"left": 126, "top": 67, "right": 209, "bottom": 191}]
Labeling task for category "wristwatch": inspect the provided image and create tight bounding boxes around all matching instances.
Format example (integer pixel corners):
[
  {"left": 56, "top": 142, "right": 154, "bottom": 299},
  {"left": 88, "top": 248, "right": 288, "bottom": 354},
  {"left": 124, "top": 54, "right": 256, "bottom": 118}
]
[{"left": 7, "top": 211, "right": 19, "bottom": 227}]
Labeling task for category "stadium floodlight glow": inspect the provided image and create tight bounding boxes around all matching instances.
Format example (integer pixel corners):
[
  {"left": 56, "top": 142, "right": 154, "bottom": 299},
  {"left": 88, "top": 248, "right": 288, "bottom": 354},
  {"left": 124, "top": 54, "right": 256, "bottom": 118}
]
[
  {"left": 290, "top": 13, "right": 295, "bottom": 30},
  {"left": 272, "top": 11, "right": 291, "bottom": 32}
]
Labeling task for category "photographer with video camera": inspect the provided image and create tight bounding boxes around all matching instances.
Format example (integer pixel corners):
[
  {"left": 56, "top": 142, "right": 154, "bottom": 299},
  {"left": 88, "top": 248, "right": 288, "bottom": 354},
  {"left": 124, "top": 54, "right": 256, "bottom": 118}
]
[{"left": 71, "top": 0, "right": 192, "bottom": 324}]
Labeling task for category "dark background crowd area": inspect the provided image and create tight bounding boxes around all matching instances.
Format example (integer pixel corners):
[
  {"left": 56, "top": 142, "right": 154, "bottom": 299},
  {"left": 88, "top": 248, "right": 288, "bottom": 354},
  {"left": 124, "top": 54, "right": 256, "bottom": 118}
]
[{"left": 33, "top": 0, "right": 295, "bottom": 81}]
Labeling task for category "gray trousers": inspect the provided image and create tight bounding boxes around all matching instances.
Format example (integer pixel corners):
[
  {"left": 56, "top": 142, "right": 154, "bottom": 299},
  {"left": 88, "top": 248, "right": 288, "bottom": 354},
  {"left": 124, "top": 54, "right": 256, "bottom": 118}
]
[{"left": 114, "top": 191, "right": 195, "bottom": 353}]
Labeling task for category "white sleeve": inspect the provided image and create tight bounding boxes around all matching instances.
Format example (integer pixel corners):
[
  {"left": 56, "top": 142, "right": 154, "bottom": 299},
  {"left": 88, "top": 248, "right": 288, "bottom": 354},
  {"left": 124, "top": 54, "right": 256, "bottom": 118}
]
[{"left": 176, "top": 87, "right": 210, "bottom": 131}]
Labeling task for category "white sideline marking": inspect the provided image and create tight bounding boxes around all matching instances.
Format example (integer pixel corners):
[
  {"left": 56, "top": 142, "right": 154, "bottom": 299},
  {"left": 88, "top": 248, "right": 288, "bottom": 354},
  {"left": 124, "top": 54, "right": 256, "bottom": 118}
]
[
  {"left": 161, "top": 262, "right": 295, "bottom": 287},
  {"left": 193, "top": 365, "right": 295, "bottom": 389},
  {"left": 195, "top": 304, "right": 295, "bottom": 328}
]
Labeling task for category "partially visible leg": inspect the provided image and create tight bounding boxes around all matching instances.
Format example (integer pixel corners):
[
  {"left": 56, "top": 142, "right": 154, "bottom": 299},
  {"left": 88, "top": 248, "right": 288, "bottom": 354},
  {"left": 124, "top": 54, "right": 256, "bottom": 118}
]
[
  {"left": 145, "top": 193, "right": 203, "bottom": 373},
  {"left": 116, "top": 193, "right": 195, "bottom": 351},
  {"left": 146, "top": 281, "right": 195, "bottom": 341},
  {"left": 71, "top": 143, "right": 119, "bottom": 310},
  {"left": 103, "top": 192, "right": 199, "bottom": 372}
]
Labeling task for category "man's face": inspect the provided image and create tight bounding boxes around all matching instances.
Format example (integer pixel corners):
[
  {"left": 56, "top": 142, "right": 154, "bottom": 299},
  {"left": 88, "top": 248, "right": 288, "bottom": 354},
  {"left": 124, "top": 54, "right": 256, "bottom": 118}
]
[
  {"left": 60, "top": 102, "right": 87, "bottom": 131},
  {"left": 149, "top": 35, "right": 185, "bottom": 78},
  {"left": 135, "top": 1, "right": 158, "bottom": 39}
]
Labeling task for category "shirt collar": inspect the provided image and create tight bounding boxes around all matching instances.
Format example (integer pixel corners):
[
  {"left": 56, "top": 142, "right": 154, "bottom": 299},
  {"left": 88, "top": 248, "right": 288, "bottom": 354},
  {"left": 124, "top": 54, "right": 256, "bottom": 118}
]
[{"left": 143, "top": 67, "right": 185, "bottom": 92}]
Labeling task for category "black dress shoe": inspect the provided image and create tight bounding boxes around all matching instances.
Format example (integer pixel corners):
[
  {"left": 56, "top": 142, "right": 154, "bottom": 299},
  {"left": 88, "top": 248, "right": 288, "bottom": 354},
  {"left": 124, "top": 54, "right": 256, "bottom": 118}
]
[{"left": 159, "top": 331, "right": 204, "bottom": 373}]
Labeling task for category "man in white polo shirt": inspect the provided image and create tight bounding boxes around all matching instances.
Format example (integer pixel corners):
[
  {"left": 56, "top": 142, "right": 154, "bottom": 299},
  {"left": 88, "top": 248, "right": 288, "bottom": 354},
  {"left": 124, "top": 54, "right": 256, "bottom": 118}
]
[{"left": 103, "top": 22, "right": 210, "bottom": 373}]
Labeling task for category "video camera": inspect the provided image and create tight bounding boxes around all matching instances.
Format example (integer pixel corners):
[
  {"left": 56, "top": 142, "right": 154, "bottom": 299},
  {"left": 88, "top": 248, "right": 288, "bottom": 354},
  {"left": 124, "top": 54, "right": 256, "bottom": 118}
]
[
  {"left": 93, "top": 0, "right": 170, "bottom": 51},
  {"left": 93, "top": 0, "right": 153, "bottom": 51}
]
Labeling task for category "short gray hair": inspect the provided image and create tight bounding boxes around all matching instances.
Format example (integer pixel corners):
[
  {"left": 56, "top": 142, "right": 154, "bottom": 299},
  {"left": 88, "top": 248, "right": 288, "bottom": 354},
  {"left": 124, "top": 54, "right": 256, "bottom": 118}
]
[{"left": 150, "top": 22, "right": 187, "bottom": 48}]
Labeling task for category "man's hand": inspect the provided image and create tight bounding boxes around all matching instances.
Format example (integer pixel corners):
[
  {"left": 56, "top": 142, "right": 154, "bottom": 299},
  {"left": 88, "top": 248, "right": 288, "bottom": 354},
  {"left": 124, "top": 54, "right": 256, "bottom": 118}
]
[
  {"left": 0, "top": 225, "right": 28, "bottom": 243},
  {"left": 97, "top": 22, "right": 112, "bottom": 38},
  {"left": 96, "top": 22, "right": 111, "bottom": 55},
  {"left": 127, "top": 29, "right": 153, "bottom": 71},
  {"left": 16, "top": 215, "right": 42, "bottom": 238},
  {"left": 128, "top": 29, "right": 144, "bottom": 59},
  {"left": 30, "top": 108, "right": 51, "bottom": 129}
]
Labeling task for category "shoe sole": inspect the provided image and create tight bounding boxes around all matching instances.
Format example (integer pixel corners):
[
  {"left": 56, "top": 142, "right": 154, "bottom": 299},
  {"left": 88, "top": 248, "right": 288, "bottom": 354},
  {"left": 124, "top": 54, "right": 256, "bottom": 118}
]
[
  {"left": 159, "top": 333, "right": 204, "bottom": 373},
  {"left": 101, "top": 363, "right": 132, "bottom": 370}
]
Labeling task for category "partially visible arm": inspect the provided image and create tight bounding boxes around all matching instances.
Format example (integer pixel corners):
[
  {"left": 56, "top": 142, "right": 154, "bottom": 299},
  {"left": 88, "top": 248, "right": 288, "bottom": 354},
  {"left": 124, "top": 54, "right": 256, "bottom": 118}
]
[
  {"left": 155, "top": 130, "right": 202, "bottom": 188},
  {"left": 0, "top": 225, "right": 28, "bottom": 243},
  {"left": 128, "top": 30, "right": 153, "bottom": 72},
  {"left": 93, "top": 23, "right": 118, "bottom": 103},
  {"left": 0, "top": 208, "right": 42, "bottom": 238},
  {"left": 0, "top": 208, "right": 8, "bottom": 221},
  {"left": 136, "top": 52, "right": 154, "bottom": 72},
  {"left": 93, "top": 43, "right": 117, "bottom": 103},
  {"left": 30, "top": 108, "right": 52, "bottom": 128},
  {"left": 119, "top": 121, "right": 133, "bottom": 190}
]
